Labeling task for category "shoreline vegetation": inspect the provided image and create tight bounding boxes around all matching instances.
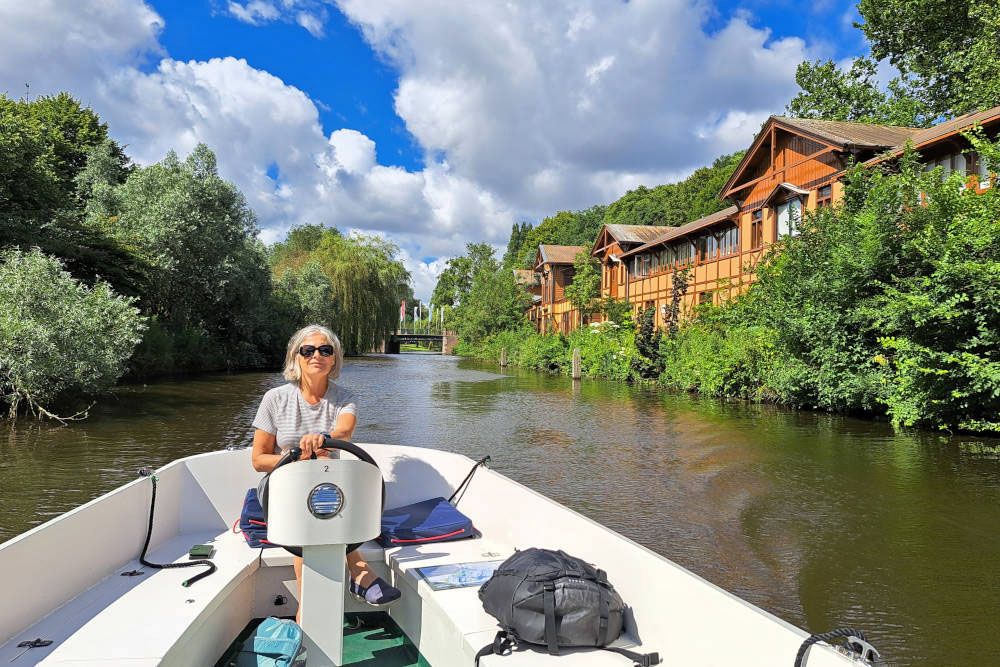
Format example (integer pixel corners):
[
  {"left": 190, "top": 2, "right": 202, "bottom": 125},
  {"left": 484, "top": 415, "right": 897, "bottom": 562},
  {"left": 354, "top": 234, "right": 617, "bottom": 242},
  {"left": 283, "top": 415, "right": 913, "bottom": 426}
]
[
  {"left": 444, "top": 143, "right": 1000, "bottom": 435},
  {"left": 435, "top": 0, "right": 1000, "bottom": 436},
  {"left": 0, "top": 93, "right": 412, "bottom": 421}
]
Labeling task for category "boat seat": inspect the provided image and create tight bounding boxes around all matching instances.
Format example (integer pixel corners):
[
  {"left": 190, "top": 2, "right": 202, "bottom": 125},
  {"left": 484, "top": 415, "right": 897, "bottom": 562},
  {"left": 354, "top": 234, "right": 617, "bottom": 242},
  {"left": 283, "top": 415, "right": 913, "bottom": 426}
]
[{"left": 0, "top": 528, "right": 258, "bottom": 666}]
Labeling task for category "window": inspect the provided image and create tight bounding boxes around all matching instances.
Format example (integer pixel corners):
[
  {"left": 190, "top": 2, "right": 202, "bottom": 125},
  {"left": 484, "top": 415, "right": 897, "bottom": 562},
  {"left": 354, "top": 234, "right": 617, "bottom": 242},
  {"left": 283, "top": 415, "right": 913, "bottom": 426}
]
[
  {"left": 718, "top": 225, "right": 739, "bottom": 256},
  {"left": 776, "top": 197, "right": 802, "bottom": 237},
  {"left": 978, "top": 152, "right": 993, "bottom": 189},
  {"left": 751, "top": 209, "right": 763, "bottom": 249},
  {"left": 816, "top": 184, "right": 833, "bottom": 208},
  {"left": 675, "top": 241, "right": 694, "bottom": 265}
]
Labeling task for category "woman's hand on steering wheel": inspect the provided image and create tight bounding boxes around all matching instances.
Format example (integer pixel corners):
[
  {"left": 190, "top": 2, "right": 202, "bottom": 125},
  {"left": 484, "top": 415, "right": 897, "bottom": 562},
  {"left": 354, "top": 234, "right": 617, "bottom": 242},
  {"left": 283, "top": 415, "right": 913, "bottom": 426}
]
[{"left": 298, "top": 433, "right": 330, "bottom": 460}]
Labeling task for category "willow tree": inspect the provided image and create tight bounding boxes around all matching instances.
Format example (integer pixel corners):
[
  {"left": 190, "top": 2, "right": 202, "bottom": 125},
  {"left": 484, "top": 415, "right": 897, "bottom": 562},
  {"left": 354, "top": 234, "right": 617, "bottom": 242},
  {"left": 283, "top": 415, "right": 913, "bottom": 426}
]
[{"left": 271, "top": 227, "right": 410, "bottom": 355}]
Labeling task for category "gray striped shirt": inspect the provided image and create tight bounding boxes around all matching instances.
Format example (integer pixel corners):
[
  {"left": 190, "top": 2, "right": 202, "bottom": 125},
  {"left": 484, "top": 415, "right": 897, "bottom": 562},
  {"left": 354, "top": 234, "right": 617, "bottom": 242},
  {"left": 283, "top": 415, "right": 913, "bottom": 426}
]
[{"left": 252, "top": 381, "right": 357, "bottom": 450}]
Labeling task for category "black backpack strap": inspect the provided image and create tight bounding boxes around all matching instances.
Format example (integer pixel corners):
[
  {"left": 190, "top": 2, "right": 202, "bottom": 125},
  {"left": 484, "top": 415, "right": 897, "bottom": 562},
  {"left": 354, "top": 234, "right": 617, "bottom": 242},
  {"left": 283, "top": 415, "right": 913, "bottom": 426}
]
[
  {"left": 475, "top": 630, "right": 513, "bottom": 666},
  {"left": 601, "top": 645, "right": 662, "bottom": 666},
  {"left": 543, "top": 582, "right": 559, "bottom": 655}
]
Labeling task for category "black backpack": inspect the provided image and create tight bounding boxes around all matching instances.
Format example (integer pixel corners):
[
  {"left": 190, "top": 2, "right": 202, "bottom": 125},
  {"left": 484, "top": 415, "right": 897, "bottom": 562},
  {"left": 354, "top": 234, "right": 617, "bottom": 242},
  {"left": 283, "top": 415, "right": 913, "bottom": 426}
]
[{"left": 475, "top": 548, "right": 660, "bottom": 666}]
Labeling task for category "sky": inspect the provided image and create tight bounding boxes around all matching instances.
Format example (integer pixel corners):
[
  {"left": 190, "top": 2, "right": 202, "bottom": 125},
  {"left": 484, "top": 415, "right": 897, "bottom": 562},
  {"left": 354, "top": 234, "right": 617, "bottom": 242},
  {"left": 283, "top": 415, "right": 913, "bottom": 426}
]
[{"left": 0, "top": 0, "right": 869, "bottom": 300}]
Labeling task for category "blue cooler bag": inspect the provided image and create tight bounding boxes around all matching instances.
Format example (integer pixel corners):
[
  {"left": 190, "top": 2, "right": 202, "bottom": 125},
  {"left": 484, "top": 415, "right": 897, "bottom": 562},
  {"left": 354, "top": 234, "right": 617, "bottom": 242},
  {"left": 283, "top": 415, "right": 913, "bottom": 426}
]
[
  {"left": 378, "top": 497, "right": 476, "bottom": 547},
  {"left": 236, "top": 617, "right": 302, "bottom": 667}
]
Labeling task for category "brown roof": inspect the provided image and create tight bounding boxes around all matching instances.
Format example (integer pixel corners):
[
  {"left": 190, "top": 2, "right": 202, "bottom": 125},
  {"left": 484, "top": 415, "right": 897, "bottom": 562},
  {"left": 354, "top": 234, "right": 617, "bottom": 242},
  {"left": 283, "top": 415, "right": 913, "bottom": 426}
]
[
  {"left": 512, "top": 268, "right": 539, "bottom": 287},
  {"left": 867, "top": 105, "right": 1000, "bottom": 163},
  {"left": 537, "top": 244, "right": 587, "bottom": 266},
  {"left": 621, "top": 206, "right": 739, "bottom": 258},
  {"left": 774, "top": 116, "right": 921, "bottom": 149},
  {"left": 603, "top": 224, "right": 665, "bottom": 244}
]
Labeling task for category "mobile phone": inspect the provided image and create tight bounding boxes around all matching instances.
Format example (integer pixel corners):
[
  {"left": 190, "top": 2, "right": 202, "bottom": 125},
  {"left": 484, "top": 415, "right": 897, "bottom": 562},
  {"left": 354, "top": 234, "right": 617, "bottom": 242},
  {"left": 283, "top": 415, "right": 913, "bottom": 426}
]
[{"left": 188, "top": 544, "right": 215, "bottom": 559}]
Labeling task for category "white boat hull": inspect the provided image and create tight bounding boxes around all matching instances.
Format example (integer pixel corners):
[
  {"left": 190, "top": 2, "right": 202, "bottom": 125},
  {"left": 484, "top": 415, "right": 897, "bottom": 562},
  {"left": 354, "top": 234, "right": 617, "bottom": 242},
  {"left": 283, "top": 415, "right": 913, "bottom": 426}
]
[{"left": 0, "top": 445, "right": 860, "bottom": 666}]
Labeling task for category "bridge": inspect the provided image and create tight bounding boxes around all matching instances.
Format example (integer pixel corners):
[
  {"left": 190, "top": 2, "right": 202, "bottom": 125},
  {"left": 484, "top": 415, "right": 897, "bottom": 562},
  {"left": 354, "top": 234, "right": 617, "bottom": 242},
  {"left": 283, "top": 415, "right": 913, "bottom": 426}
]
[{"left": 383, "top": 329, "right": 457, "bottom": 354}]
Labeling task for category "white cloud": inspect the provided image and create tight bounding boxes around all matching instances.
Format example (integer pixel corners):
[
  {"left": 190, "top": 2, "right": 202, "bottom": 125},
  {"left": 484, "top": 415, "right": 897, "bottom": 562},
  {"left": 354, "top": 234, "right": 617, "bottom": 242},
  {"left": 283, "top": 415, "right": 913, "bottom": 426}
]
[
  {"left": 225, "top": 0, "right": 329, "bottom": 38},
  {"left": 0, "top": 0, "right": 833, "bottom": 300},
  {"left": 228, "top": 1, "right": 279, "bottom": 26}
]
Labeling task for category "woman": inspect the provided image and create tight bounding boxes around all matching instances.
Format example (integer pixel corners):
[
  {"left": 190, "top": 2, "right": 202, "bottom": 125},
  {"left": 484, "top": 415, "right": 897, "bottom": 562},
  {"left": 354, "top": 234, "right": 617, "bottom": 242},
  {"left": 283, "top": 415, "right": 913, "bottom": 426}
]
[{"left": 251, "top": 324, "right": 400, "bottom": 618}]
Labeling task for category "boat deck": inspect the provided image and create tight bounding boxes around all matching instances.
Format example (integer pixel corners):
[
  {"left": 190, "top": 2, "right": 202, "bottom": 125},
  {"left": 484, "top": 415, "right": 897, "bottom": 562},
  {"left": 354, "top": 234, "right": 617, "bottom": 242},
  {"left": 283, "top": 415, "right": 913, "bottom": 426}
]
[{"left": 214, "top": 613, "right": 430, "bottom": 667}]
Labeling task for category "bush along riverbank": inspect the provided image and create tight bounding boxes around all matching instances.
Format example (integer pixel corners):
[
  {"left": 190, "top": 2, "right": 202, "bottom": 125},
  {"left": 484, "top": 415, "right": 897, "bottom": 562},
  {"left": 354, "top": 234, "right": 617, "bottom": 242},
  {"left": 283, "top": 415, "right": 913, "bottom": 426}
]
[{"left": 454, "top": 143, "right": 1000, "bottom": 435}]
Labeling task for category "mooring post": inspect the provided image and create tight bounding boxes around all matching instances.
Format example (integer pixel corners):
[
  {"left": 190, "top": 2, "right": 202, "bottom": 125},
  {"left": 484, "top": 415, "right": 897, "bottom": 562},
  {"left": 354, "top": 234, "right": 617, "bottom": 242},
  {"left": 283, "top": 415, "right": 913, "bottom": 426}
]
[
  {"left": 500, "top": 347, "right": 508, "bottom": 368},
  {"left": 572, "top": 347, "right": 581, "bottom": 379}
]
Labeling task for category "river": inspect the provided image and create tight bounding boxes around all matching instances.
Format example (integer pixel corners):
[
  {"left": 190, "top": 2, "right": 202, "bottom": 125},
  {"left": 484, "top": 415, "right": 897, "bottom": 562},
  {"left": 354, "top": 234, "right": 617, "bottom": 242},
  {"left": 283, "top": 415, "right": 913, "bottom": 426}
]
[{"left": 2, "top": 353, "right": 998, "bottom": 666}]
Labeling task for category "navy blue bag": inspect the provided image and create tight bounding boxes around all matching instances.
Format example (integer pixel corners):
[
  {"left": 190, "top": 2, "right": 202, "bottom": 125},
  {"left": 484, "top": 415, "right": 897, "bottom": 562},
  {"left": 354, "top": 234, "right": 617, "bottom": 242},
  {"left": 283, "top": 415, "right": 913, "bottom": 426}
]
[
  {"left": 235, "top": 487, "right": 279, "bottom": 549},
  {"left": 377, "top": 455, "right": 489, "bottom": 547}
]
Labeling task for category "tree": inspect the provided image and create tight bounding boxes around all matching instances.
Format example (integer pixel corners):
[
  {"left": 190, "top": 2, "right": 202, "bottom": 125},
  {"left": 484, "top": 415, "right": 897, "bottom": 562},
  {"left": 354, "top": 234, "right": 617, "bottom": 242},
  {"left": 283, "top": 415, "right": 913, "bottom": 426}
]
[
  {"left": 601, "top": 152, "right": 744, "bottom": 229},
  {"left": 431, "top": 242, "right": 496, "bottom": 307},
  {"left": 564, "top": 250, "right": 600, "bottom": 317},
  {"left": 516, "top": 205, "right": 607, "bottom": 268},
  {"left": 857, "top": 0, "right": 1000, "bottom": 117},
  {"left": 0, "top": 248, "right": 145, "bottom": 419},
  {"left": 271, "top": 226, "right": 411, "bottom": 355},
  {"left": 502, "top": 221, "right": 532, "bottom": 268},
  {"left": 452, "top": 246, "right": 531, "bottom": 344},
  {"left": 787, "top": 58, "right": 933, "bottom": 127}
]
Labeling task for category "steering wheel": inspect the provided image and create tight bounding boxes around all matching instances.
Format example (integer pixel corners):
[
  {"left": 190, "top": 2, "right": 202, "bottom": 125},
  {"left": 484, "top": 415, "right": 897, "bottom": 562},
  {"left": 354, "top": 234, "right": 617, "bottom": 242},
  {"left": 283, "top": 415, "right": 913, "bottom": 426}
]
[{"left": 258, "top": 437, "right": 385, "bottom": 556}]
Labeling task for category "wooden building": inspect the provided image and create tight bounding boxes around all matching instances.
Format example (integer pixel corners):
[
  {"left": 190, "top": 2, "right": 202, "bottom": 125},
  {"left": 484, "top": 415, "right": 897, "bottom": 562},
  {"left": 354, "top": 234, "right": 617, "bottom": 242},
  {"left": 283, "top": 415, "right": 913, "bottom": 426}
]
[
  {"left": 591, "top": 224, "right": 669, "bottom": 301},
  {"left": 533, "top": 244, "right": 587, "bottom": 334},
  {"left": 605, "top": 106, "right": 1000, "bottom": 328}
]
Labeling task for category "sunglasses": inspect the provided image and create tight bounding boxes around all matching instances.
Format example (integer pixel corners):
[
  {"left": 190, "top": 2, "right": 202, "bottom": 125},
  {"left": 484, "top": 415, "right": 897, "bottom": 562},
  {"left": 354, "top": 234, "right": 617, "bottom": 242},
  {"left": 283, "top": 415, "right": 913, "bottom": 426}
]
[{"left": 298, "top": 344, "right": 335, "bottom": 358}]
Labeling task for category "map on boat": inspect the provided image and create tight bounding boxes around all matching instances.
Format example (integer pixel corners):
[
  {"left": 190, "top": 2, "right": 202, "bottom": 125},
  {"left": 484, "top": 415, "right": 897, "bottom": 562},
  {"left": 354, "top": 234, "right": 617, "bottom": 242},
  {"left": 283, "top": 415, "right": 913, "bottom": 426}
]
[{"left": 415, "top": 560, "right": 505, "bottom": 591}]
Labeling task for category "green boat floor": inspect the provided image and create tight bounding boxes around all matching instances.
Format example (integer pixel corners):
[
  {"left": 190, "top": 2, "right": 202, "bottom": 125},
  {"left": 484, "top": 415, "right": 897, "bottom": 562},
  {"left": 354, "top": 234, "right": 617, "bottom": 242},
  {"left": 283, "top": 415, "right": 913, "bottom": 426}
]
[{"left": 215, "top": 612, "right": 430, "bottom": 666}]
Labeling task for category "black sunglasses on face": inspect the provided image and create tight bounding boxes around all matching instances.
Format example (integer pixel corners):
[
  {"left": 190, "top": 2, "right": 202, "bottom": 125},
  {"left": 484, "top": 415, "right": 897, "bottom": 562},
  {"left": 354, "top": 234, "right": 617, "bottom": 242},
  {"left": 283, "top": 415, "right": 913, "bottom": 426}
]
[{"left": 298, "top": 344, "right": 335, "bottom": 358}]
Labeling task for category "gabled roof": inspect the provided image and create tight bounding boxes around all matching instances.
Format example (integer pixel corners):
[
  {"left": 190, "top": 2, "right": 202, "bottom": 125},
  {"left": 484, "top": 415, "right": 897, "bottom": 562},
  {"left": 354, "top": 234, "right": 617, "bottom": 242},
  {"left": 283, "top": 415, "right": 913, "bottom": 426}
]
[
  {"left": 603, "top": 224, "right": 665, "bottom": 244},
  {"left": 721, "top": 116, "right": 921, "bottom": 199},
  {"left": 592, "top": 224, "right": 666, "bottom": 257},
  {"left": 536, "top": 244, "right": 587, "bottom": 268},
  {"left": 512, "top": 268, "right": 539, "bottom": 287},
  {"left": 761, "top": 182, "right": 811, "bottom": 207},
  {"left": 866, "top": 104, "right": 1000, "bottom": 164},
  {"left": 775, "top": 117, "right": 921, "bottom": 150},
  {"left": 620, "top": 206, "right": 739, "bottom": 258}
]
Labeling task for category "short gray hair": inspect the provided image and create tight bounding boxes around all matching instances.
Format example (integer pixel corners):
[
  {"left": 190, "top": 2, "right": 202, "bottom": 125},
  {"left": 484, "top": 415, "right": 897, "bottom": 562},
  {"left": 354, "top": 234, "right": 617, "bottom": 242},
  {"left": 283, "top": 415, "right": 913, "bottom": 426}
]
[{"left": 282, "top": 324, "right": 344, "bottom": 383}]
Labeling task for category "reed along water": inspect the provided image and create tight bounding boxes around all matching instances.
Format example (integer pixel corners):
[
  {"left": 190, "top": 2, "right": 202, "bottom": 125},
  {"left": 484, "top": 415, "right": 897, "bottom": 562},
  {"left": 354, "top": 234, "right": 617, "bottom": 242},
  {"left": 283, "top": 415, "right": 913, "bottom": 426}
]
[{"left": 2, "top": 353, "right": 998, "bottom": 666}]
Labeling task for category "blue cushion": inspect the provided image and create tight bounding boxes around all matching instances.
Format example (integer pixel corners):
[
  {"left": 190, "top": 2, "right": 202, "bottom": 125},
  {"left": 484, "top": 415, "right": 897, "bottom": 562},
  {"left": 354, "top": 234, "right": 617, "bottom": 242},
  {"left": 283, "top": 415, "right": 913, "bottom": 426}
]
[{"left": 379, "top": 497, "right": 476, "bottom": 547}]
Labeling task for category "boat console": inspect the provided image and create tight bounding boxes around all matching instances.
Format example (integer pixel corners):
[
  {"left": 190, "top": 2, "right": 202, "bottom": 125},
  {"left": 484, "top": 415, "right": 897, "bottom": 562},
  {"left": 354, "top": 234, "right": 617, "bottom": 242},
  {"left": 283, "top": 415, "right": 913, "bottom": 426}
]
[{"left": 267, "top": 443, "right": 383, "bottom": 666}]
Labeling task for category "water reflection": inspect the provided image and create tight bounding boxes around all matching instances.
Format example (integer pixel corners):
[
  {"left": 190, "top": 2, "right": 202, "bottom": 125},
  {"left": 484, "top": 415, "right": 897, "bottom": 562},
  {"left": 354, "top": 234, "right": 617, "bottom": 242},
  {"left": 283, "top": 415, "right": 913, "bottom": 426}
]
[{"left": 0, "top": 355, "right": 998, "bottom": 666}]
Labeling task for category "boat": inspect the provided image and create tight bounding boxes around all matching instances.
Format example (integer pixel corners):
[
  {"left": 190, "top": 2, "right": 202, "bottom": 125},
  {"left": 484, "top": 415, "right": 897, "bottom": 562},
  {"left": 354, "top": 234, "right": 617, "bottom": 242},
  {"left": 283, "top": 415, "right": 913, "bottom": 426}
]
[{"left": 0, "top": 443, "right": 875, "bottom": 665}]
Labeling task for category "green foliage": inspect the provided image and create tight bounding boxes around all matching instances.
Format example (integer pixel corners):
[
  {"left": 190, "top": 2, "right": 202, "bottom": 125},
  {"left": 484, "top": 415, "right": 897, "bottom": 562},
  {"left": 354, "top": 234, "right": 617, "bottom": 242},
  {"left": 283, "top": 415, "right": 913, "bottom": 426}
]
[
  {"left": 598, "top": 297, "right": 633, "bottom": 327},
  {"left": 514, "top": 205, "right": 607, "bottom": 269},
  {"left": 601, "top": 152, "right": 744, "bottom": 228},
  {"left": 451, "top": 245, "right": 531, "bottom": 345},
  {"left": 564, "top": 250, "right": 600, "bottom": 315},
  {"left": 271, "top": 226, "right": 411, "bottom": 355},
  {"left": 0, "top": 249, "right": 145, "bottom": 419},
  {"left": 857, "top": 0, "right": 1000, "bottom": 117},
  {"left": 633, "top": 307, "right": 663, "bottom": 379},
  {"left": 430, "top": 243, "right": 494, "bottom": 308},
  {"left": 502, "top": 221, "right": 532, "bottom": 268},
  {"left": 787, "top": 58, "right": 933, "bottom": 127},
  {"left": 657, "top": 143, "right": 1000, "bottom": 432}
]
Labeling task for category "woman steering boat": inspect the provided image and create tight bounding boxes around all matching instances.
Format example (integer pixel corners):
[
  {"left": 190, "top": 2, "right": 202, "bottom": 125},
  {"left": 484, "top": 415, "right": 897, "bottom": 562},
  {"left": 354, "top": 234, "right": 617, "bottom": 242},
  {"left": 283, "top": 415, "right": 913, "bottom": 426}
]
[{"left": 250, "top": 324, "right": 401, "bottom": 615}]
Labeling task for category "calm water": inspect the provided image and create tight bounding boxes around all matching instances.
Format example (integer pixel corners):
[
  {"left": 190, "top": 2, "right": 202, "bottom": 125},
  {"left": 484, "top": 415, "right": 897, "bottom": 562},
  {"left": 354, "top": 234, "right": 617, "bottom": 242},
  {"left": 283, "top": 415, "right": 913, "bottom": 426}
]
[{"left": 2, "top": 354, "right": 998, "bottom": 665}]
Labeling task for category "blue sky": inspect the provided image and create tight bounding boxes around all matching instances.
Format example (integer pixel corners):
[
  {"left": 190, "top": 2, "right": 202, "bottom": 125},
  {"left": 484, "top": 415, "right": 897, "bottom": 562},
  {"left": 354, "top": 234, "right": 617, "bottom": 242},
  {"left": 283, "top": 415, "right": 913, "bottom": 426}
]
[{"left": 0, "top": 0, "right": 872, "bottom": 299}]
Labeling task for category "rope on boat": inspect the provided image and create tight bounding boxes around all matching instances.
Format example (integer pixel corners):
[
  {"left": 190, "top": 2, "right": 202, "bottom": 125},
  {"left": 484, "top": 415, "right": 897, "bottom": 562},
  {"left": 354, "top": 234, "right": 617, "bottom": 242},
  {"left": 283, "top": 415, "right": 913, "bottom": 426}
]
[
  {"left": 794, "top": 627, "right": 881, "bottom": 666},
  {"left": 137, "top": 468, "right": 217, "bottom": 588},
  {"left": 448, "top": 455, "right": 491, "bottom": 505}
]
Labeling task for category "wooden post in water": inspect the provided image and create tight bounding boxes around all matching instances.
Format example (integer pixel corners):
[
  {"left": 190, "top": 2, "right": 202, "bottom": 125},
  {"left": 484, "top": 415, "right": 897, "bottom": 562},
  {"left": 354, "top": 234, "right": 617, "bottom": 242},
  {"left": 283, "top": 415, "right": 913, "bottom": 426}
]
[
  {"left": 571, "top": 347, "right": 581, "bottom": 379},
  {"left": 500, "top": 347, "right": 508, "bottom": 368}
]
